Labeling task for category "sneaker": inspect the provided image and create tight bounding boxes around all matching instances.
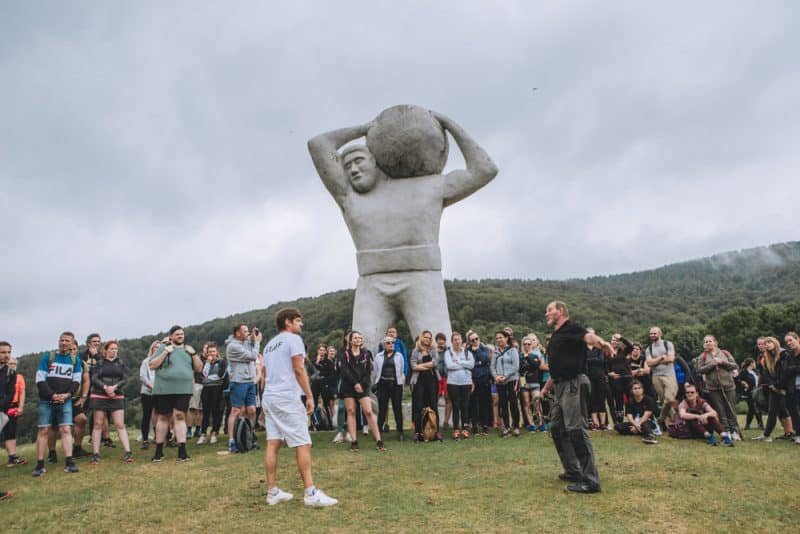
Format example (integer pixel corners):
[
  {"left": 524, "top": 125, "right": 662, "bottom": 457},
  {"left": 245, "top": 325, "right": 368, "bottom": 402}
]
[
  {"left": 376, "top": 440, "right": 386, "bottom": 452},
  {"left": 177, "top": 455, "right": 192, "bottom": 462},
  {"left": 197, "top": 435, "right": 206, "bottom": 445},
  {"left": 794, "top": 436, "right": 800, "bottom": 445},
  {"left": 73, "top": 446, "right": 90, "bottom": 458},
  {"left": 136, "top": 434, "right": 143, "bottom": 442},
  {"left": 124, "top": 452, "right": 134, "bottom": 463},
  {"left": 47, "top": 451, "right": 58, "bottom": 464},
  {"left": 776, "top": 432, "right": 795, "bottom": 441},
  {"left": 362, "top": 425, "right": 369, "bottom": 436},
  {"left": 538, "top": 424, "right": 548, "bottom": 432},
  {"left": 731, "top": 431, "right": 742, "bottom": 442},
  {"left": 527, "top": 424, "right": 537, "bottom": 432},
  {"left": 140, "top": 440, "right": 150, "bottom": 450},
  {"left": 151, "top": 453, "right": 164, "bottom": 463},
  {"left": 512, "top": 428, "right": 520, "bottom": 437},
  {"left": 89, "top": 453, "right": 100, "bottom": 465},
  {"left": 332, "top": 432, "right": 344, "bottom": 444},
  {"left": 7, "top": 457, "right": 27, "bottom": 467},
  {"left": 64, "top": 463, "right": 79, "bottom": 473},
  {"left": 382, "top": 424, "right": 390, "bottom": 433},
  {"left": 722, "top": 436, "right": 734, "bottom": 447},
  {"left": 32, "top": 466, "right": 47, "bottom": 477},
  {"left": 209, "top": 435, "right": 218, "bottom": 445},
  {"left": 350, "top": 441, "right": 360, "bottom": 452},
  {"left": 304, "top": 488, "right": 338, "bottom": 507},
  {"left": 228, "top": 441, "right": 239, "bottom": 454},
  {"left": 103, "top": 438, "right": 116, "bottom": 448},
  {"left": 461, "top": 430, "right": 471, "bottom": 440},
  {"left": 453, "top": 431, "right": 460, "bottom": 441},
  {"left": 435, "top": 432, "right": 443, "bottom": 442},
  {"left": 501, "top": 429, "right": 512, "bottom": 438},
  {"left": 0, "top": 491, "right": 11, "bottom": 501},
  {"left": 600, "top": 424, "right": 609, "bottom": 431},
  {"left": 642, "top": 436, "right": 658, "bottom": 445},
  {"left": 412, "top": 433, "right": 420, "bottom": 443},
  {"left": 706, "top": 435, "right": 718, "bottom": 446},
  {"left": 266, "top": 488, "right": 293, "bottom": 506},
  {"left": 481, "top": 427, "right": 489, "bottom": 436},
  {"left": 345, "top": 432, "right": 353, "bottom": 443},
  {"left": 752, "top": 434, "right": 772, "bottom": 442}
]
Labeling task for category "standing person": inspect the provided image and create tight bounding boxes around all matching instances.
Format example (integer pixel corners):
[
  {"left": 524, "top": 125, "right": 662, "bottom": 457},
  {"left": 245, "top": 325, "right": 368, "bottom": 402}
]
[
  {"left": 492, "top": 330, "right": 520, "bottom": 437},
  {"left": 585, "top": 329, "right": 613, "bottom": 431},
  {"left": 314, "top": 345, "right": 336, "bottom": 431},
  {"left": 332, "top": 333, "right": 351, "bottom": 444},
  {"left": 373, "top": 336, "right": 406, "bottom": 440},
  {"left": 410, "top": 330, "right": 441, "bottom": 443},
  {"left": 519, "top": 335, "right": 544, "bottom": 432},
  {"left": 198, "top": 342, "right": 227, "bottom": 445},
  {"left": 339, "top": 331, "right": 384, "bottom": 451},
  {"left": 607, "top": 334, "right": 634, "bottom": 423},
  {"left": 444, "top": 332, "right": 474, "bottom": 440},
  {"left": 376, "top": 326, "right": 409, "bottom": 380},
  {"left": 262, "top": 308, "right": 337, "bottom": 507},
  {"left": 644, "top": 327, "right": 679, "bottom": 426},
  {"left": 695, "top": 335, "right": 741, "bottom": 442},
  {"left": 225, "top": 324, "right": 262, "bottom": 454},
  {"left": 33, "top": 332, "right": 83, "bottom": 476},
  {"left": 467, "top": 332, "right": 492, "bottom": 436},
  {"left": 782, "top": 332, "right": 800, "bottom": 444},
  {"left": 1, "top": 346, "right": 26, "bottom": 467},
  {"left": 540, "top": 301, "right": 614, "bottom": 494},
  {"left": 435, "top": 333, "right": 452, "bottom": 429},
  {"left": 139, "top": 341, "right": 159, "bottom": 449},
  {"left": 148, "top": 326, "right": 202, "bottom": 462},
  {"left": 89, "top": 341, "right": 133, "bottom": 463},
  {"left": 752, "top": 337, "right": 795, "bottom": 442},
  {"left": 737, "top": 358, "right": 763, "bottom": 431}
]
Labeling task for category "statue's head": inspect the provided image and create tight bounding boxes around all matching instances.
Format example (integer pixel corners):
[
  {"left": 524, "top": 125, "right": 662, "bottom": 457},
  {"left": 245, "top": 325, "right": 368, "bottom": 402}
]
[{"left": 341, "top": 145, "right": 380, "bottom": 193}]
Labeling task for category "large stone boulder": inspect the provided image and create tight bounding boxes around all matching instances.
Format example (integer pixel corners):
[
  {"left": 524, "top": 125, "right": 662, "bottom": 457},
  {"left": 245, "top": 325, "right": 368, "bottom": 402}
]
[{"left": 366, "top": 105, "right": 449, "bottom": 178}]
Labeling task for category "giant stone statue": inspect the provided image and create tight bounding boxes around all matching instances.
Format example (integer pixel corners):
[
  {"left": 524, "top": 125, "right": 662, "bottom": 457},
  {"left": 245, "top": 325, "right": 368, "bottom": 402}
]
[{"left": 308, "top": 105, "right": 498, "bottom": 351}]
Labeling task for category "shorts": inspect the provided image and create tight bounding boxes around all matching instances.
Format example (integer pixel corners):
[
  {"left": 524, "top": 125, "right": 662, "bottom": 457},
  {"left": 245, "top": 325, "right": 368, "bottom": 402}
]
[
  {"left": 153, "top": 394, "right": 191, "bottom": 415},
  {"left": 230, "top": 382, "right": 257, "bottom": 408},
  {"left": 490, "top": 383, "right": 498, "bottom": 395},
  {"left": 73, "top": 398, "right": 86, "bottom": 417},
  {"left": 38, "top": 399, "right": 74, "bottom": 428},
  {"left": 340, "top": 382, "right": 368, "bottom": 399},
  {"left": 262, "top": 395, "right": 311, "bottom": 448},
  {"left": 1, "top": 415, "right": 17, "bottom": 439},
  {"left": 522, "top": 382, "right": 541, "bottom": 391},
  {"left": 188, "top": 383, "right": 203, "bottom": 410},
  {"left": 91, "top": 397, "right": 125, "bottom": 412},
  {"left": 438, "top": 377, "right": 448, "bottom": 397}
]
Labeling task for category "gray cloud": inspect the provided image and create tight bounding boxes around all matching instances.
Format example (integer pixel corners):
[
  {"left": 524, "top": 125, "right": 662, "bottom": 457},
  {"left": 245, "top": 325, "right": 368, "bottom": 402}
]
[{"left": 1, "top": 1, "right": 798, "bottom": 354}]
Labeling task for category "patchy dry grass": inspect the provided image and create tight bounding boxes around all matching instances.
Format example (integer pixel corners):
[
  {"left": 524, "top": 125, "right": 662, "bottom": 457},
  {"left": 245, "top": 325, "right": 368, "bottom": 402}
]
[{"left": 2, "top": 423, "right": 799, "bottom": 532}]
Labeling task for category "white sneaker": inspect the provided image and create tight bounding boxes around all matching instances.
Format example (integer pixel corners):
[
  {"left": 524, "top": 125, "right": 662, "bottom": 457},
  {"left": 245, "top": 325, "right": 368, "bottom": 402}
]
[
  {"left": 332, "top": 432, "right": 344, "bottom": 444},
  {"left": 731, "top": 431, "right": 742, "bottom": 441},
  {"left": 345, "top": 432, "right": 353, "bottom": 443},
  {"left": 196, "top": 435, "right": 206, "bottom": 445},
  {"left": 362, "top": 425, "right": 369, "bottom": 436},
  {"left": 135, "top": 434, "right": 143, "bottom": 443},
  {"left": 209, "top": 434, "right": 218, "bottom": 444},
  {"left": 304, "top": 488, "right": 338, "bottom": 507},
  {"left": 266, "top": 488, "right": 293, "bottom": 506},
  {"left": 752, "top": 434, "right": 772, "bottom": 442},
  {"left": 794, "top": 436, "right": 800, "bottom": 445}
]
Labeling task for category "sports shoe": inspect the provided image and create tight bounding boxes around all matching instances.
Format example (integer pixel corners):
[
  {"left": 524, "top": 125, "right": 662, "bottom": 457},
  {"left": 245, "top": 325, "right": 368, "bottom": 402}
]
[
  {"left": 538, "top": 424, "right": 548, "bottom": 432},
  {"left": 501, "top": 429, "right": 512, "bottom": 438},
  {"left": 136, "top": 434, "right": 143, "bottom": 442},
  {"left": 776, "top": 432, "right": 795, "bottom": 441},
  {"left": 177, "top": 455, "right": 192, "bottom": 462},
  {"left": 89, "top": 453, "right": 100, "bottom": 465},
  {"left": 304, "top": 488, "right": 338, "bottom": 507},
  {"left": 453, "top": 431, "right": 460, "bottom": 441},
  {"left": 527, "top": 424, "right": 537, "bottom": 432},
  {"left": 196, "top": 435, "right": 206, "bottom": 445},
  {"left": 722, "top": 435, "right": 734, "bottom": 447},
  {"left": 64, "top": 463, "right": 79, "bottom": 473},
  {"left": 209, "top": 434, "right": 218, "bottom": 445},
  {"left": 103, "top": 438, "right": 116, "bottom": 448},
  {"left": 397, "top": 432, "right": 405, "bottom": 442},
  {"left": 350, "top": 441, "right": 360, "bottom": 452},
  {"left": 731, "top": 431, "right": 742, "bottom": 441},
  {"left": 752, "top": 434, "right": 772, "bottom": 442},
  {"left": 32, "top": 466, "right": 47, "bottom": 477},
  {"left": 642, "top": 436, "right": 658, "bottom": 445},
  {"left": 566, "top": 483, "right": 601, "bottom": 494},
  {"left": 151, "top": 453, "right": 164, "bottom": 463},
  {"left": 706, "top": 435, "right": 718, "bottom": 446},
  {"left": 140, "top": 440, "right": 150, "bottom": 450},
  {"left": 124, "top": 452, "right": 134, "bottom": 463},
  {"left": 228, "top": 441, "right": 239, "bottom": 454},
  {"left": 461, "top": 430, "right": 471, "bottom": 440},
  {"left": 376, "top": 440, "right": 386, "bottom": 452},
  {"left": 266, "top": 488, "right": 293, "bottom": 506},
  {"left": 332, "top": 432, "right": 344, "bottom": 444},
  {"left": 412, "top": 433, "right": 420, "bottom": 443},
  {"left": 435, "top": 432, "right": 443, "bottom": 442},
  {"left": 793, "top": 436, "right": 800, "bottom": 445},
  {"left": 362, "top": 425, "right": 369, "bottom": 436},
  {"left": 512, "top": 428, "right": 520, "bottom": 437},
  {"left": 345, "top": 432, "right": 353, "bottom": 443},
  {"left": 73, "top": 446, "right": 90, "bottom": 458},
  {"left": 558, "top": 472, "right": 581, "bottom": 482},
  {"left": 7, "top": 456, "right": 27, "bottom": 467},
  {"left": 47, "top": 451, "right": 58, "bottom": 464}
]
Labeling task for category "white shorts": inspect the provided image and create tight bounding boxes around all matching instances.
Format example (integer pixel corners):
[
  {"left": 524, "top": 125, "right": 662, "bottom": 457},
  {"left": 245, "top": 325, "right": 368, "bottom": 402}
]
[{"left": 262, "top": 395, "right": 311, "bottom": 448}]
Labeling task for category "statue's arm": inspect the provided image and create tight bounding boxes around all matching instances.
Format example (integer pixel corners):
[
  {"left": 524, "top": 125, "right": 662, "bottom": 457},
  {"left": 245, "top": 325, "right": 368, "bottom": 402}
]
[
  {"left": 307, "top": 124, "right": 371, "bottom": 202},
  {"left": 435, "top": 112, "right": 499, "bottom": 207}
]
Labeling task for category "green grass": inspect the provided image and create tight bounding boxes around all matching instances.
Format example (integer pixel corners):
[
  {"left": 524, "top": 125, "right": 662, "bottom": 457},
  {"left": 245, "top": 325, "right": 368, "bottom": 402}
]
[{"left": 2, "top": 422, "right": 798, "bottom": 533}]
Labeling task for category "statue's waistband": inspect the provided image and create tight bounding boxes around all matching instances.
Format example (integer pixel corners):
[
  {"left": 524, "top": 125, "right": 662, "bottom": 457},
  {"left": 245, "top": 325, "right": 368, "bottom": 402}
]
[{"left": 357, "top": 244, "right": 442, "bottom": 275}]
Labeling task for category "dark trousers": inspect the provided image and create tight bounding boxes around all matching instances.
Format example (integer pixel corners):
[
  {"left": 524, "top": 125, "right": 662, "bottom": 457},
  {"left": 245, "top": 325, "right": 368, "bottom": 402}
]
[
  {"left": 687, "top": 416, "right": 724, "bottom": 437},
  {"left": 447, "top": 384, "right": 471, "bottom": 430},
  {"left": 376, "top": 380, "right": 404, "bottom": 432},
  {"left": 497, "top": 380, "right": 520, "bottom": 429},
  {"left": 615, "top": 419, "right": 656, "bottom": 438},
  {"left": 764, "top": 390, "right": 791, "bottom": 437},
  {"left": 201, "top": 386, "right": 224, "bottom": 434},
  {"left": 743, "top": 394, "right": 763, "bottom": 428},
  {"left": 140, "top": 393, "right": 154, "bottom": 441},
  {"left": 469, "top": 378, "right": 492, "bottom": 430},
  {"left": 414, "top": 374, "right": 438, "bottom": 433},
  {"left": 588, "top": 374, "right": 613, "bottom": 416},
  {"left": 609, "top": 376, "right": 631, "bottom": 418},
  {"left": 550, "top": 375, "right": 600, "bottom": 489}
]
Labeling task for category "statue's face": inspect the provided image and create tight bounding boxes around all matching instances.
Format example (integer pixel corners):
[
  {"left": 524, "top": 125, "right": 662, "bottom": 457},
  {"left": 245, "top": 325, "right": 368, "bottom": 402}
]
[{"left": 343, "top": 149, "right": 379, "bottom": 193}]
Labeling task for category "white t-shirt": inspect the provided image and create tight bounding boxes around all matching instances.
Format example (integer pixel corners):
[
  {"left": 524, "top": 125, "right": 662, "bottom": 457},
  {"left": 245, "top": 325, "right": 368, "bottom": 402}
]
[{"left": 263, "top": 331, "right": 305, "bottom": 400}]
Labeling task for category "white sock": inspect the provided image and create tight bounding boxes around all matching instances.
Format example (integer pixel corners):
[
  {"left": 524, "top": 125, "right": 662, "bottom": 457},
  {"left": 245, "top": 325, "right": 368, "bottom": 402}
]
[{"left": 305, "top": 486, "right": 316, "bottom": 497}]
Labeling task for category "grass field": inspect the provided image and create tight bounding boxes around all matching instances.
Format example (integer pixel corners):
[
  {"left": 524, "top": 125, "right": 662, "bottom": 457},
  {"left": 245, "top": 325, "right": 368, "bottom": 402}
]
[{"left": 2, "top": 422, "right": 798, "bottom": 533}]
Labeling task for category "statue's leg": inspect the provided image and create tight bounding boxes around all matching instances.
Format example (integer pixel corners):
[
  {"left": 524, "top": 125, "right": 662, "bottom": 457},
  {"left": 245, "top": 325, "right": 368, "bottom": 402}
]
[
  {"left": 398, "top": 271, "right": 452, "bottom": 342},
  {"left": 352, "top": 274, "right": 398, "bottom": 355}
]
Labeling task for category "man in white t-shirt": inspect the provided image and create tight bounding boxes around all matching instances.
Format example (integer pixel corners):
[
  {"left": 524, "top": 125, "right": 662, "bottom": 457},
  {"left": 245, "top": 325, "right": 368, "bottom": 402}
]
[{"left": 261, "top": 308, "right": 337, "bottom": 507}]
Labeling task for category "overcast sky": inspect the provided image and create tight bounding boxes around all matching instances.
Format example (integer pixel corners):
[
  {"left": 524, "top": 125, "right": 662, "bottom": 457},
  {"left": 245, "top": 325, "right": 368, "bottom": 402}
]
[{"left": 2, "top": 2, "right": 798, "bottom": 355}]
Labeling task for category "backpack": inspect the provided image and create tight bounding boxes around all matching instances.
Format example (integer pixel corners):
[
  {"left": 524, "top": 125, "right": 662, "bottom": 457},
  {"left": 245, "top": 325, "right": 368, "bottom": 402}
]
[
  {"left": 48, "top": 350, "right": 78, "bottom": 368},
  {"left": 646, "top": 340, "right": 673, "bottom": 359},
  {"left": 420, "top": 407, "right": 438, "bottom": 442},
  {"left": 233, "top": 418, "right": 256, "bottom": 453}
]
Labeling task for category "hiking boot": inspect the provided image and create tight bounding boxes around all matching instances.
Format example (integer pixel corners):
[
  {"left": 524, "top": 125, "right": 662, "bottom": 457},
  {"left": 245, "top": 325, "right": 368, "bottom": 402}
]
[
  {"left": 350, "top": 441, "right": 360, "bottom": 452},
  {"left": 332, "top": 432, "right": 344, "bottom": 443},
  {"left": 47, "top": 451, "right": 58, "bottom": 464},
  {"left": 376, "top": 440, "right": 386, "bottom": 452},
  {"left": 89, "top": 453, "right": 100, "bottom": 465},
  {"left": 7, "top": 456, "right": 27, "bottom": 467},
  {"left": 124, "top": 451, "right": 134, "bottom": 463},
  {"left": 266, "top": 487, "right": 293, "bottom": 506},
  {"left": 64, "top": 463, "right": 79, "bottom": 473},
  {"left": 304, "top": 488, "right": 338, "bottom": 507},
  {"left": 752, "top": 434, "right": 772, "bottom": 442}
]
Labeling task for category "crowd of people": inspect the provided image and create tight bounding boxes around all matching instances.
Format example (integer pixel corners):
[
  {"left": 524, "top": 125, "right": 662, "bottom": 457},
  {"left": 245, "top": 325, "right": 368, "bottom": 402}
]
[{"left": 2, "top": 301, "right": 800, "bottom": 502}]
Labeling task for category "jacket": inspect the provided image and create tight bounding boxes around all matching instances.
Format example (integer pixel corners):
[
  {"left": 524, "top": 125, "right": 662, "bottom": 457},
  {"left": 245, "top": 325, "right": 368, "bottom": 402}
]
[
  {"left": 468, "top": 344, "right": 491, "bottom": 381},
  {"left": 373, "top": 351, "right": 405, "bottom": 386},
  {"left": 444, "top": 348, "right": 474, "bottom": 386},
  {"left": 410, "top": 349, "right": 439, "bottom": 385},
  {"left": 225, "top": 336, "right": 260, "bottom": 383},
  {"left": 491, "top": 347, "right": 519, "bottom": 382},
  {"left": 696, "top": 349, "right": 737, "bottom": 391},
  {"left": 90, "top": 357, "right": 127, "bottom": 397}
]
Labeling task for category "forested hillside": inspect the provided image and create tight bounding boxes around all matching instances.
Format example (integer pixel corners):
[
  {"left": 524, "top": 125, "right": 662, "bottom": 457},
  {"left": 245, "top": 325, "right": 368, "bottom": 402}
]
[{"left": 10, "top": 241, "right": 800, "bottom": 442}]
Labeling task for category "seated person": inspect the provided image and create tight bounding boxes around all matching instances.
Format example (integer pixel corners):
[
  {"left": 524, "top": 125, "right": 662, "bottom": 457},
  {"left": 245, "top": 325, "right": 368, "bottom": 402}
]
[
  {"left": 670, "top": 383, "right": 731, "bottom": 446},
  {"left": 614, "top": 380, "right": 658, "bottom": 444}
]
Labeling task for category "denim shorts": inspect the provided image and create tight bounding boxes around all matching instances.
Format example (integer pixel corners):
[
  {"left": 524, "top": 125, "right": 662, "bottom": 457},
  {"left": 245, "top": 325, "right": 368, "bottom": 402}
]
[
  {"left": 38, "top": 399, "right": 74, "bottom": 428},
  {"left": 229, "top": 382, "right": 257, "bottom": 408}
]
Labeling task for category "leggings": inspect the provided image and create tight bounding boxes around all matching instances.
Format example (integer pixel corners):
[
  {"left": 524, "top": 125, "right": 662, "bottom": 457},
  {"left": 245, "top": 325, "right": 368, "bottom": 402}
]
[
  {"left": 469, "top": 379, "right": 492, "bottom": 430},
  {"left": 497, "top": 380, "right": 520, "bottom": 429},
  {"left": 140, "top": 393, "right": 154, "bottom": 441},
  {"left": 743, "top": 394, "right": 763, "bottom": 428},
  {"left": 200, "top": 386, "right": 224, "bottom": 434},
  {"left": 447, "top": 384, "right": 471, "bottom": 430},
  {"left": 609, "top": 376, "right": 631, "bottom": 416}
]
